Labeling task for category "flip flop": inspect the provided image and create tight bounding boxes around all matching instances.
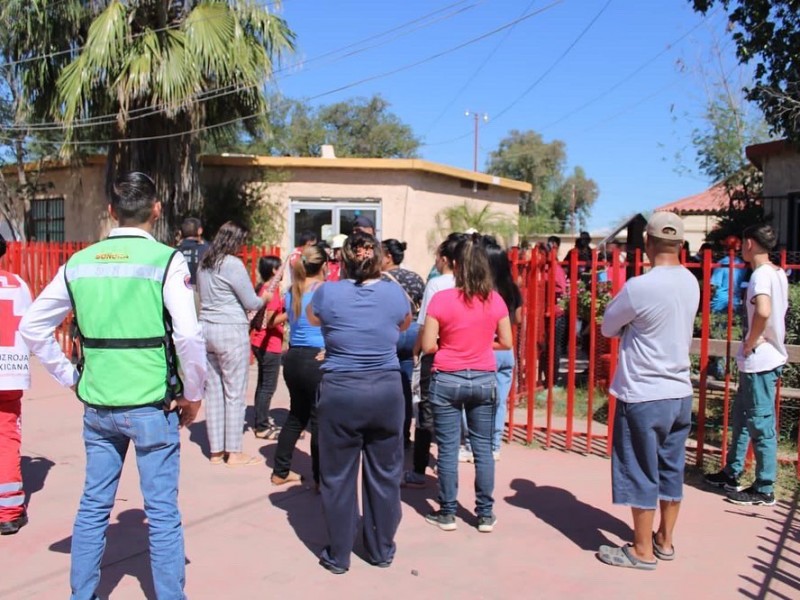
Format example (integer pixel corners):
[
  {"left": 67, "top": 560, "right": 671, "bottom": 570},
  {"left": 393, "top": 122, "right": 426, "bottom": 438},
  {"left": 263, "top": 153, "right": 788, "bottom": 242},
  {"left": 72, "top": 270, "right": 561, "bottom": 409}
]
[
  {"left": 652, "top": 533, "right": 675, "bottom": 561},
  {"left": 597, "top": 544, "right": 657, "bottom": 570},
  {"left": 209, "top": 454, "right": 225, "bottom": 465},
  {"left": 226, "top": 455, "right": 261, "bottom": 467}
]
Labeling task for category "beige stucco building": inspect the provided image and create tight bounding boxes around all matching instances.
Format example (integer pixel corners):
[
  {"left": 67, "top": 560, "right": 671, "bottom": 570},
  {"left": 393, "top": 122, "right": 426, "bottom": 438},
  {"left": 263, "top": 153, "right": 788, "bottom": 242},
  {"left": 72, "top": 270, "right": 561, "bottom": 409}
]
[
  {"left": 747, "top": 140, "right": 800, "bottom": 251},
  {"left": 3, "top": 154, "right": 529, "bottom": 276}
]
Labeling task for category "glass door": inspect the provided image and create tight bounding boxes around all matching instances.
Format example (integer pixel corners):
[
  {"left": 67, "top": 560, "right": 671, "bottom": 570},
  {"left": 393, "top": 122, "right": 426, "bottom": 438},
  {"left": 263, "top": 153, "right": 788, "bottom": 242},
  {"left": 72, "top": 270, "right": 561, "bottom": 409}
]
[{"left": 290, "top": 200, "right": 381, "bottom": 246}]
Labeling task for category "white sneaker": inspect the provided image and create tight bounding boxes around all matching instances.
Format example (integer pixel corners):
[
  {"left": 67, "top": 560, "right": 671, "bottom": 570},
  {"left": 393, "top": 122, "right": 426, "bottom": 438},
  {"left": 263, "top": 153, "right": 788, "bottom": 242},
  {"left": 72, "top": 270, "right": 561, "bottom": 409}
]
[
  {"left": 493, "top": 450, "right": 500, "bottom": 462},
  {"left": 458, "top": 447, "right": 474, "bottom": 463}
]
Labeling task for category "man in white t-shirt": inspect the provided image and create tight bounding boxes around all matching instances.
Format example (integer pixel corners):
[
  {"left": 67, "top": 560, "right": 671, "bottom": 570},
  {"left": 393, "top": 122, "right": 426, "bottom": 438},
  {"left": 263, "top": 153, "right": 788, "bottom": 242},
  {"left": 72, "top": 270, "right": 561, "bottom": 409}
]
[
  {"left": 597, "top": 212, "right": 699, "bottom": 570},
  {"left": 705, "top": 224, "right": 787, "bottom": 506}
]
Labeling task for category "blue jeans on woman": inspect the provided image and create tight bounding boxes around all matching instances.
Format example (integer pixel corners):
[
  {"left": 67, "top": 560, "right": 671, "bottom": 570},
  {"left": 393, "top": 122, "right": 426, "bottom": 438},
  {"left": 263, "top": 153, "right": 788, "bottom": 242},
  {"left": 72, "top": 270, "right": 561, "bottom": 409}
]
[
  {"left": 430, "top": 370, "right": 496, "bottom": 517},
  {"left": 397, "top": 321, "right": 420, "bottom": 445},
  {"left": 72, "top": 405, "right": 185, "bottom": 600},
  {"left": 463, "top": 350, "right": 514, "bottom": 453}
]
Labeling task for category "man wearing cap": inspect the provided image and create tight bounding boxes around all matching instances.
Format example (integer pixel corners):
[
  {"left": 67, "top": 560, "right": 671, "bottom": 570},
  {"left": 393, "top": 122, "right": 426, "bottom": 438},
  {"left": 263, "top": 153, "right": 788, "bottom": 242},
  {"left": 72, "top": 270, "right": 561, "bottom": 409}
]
[
  {"left": 352, "top": 216, "right": 376, "bottom": 237},
  {"left": 596, "top": 212, "right": 699, "bottom": 570}
]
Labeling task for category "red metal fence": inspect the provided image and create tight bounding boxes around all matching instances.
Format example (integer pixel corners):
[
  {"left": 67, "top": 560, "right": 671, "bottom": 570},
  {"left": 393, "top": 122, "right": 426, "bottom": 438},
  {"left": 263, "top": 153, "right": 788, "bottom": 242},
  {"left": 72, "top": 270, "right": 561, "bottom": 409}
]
[
  {"left": 5, "top": 241, "right": 800, "bottom": 478},
  {"left": 508, "top": 246, "right": 800, "bottom": 478},
  {"left": 0, "top": 241, "right": 280, "bottom": 362}
]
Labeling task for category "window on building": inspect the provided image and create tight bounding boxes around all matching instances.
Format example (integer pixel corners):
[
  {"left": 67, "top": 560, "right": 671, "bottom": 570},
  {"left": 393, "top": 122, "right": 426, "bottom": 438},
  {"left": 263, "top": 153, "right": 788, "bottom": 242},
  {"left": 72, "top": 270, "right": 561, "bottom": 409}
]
[
  {"left": 31, "top": 197, "right": 65, "bottom": 242},
  {"left": 290, "top": 199, "right": 381, "bottom": 247}
]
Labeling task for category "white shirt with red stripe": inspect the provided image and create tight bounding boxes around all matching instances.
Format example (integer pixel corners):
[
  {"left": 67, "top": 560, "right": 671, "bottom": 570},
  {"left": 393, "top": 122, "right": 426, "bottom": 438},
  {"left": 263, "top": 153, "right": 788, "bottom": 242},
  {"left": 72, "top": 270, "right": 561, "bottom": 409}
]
[{"left": 0, "top": 269, "right": 32, "bottom": 391}]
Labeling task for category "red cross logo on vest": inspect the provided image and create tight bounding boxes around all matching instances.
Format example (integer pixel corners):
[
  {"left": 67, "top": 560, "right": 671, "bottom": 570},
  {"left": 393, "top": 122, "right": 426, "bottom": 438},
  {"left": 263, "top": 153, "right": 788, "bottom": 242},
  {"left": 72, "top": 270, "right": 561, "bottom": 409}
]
[{"left": 0, "top": 300, "right": 22, "bottom": 347}]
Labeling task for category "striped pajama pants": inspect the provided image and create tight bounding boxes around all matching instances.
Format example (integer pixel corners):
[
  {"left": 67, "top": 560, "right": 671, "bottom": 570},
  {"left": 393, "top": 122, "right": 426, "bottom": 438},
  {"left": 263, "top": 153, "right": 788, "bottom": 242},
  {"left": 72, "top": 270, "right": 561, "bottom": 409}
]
[{"left": 202, "top": 322, "right": 251, "bottom": 453}]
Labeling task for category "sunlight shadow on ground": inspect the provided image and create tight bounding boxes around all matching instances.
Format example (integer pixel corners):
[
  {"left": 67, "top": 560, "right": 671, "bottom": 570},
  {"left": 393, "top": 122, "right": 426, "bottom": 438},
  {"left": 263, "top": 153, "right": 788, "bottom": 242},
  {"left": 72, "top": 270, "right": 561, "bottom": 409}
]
[{"left": 504, "top": 478, "right": 632, "bottom": 550}]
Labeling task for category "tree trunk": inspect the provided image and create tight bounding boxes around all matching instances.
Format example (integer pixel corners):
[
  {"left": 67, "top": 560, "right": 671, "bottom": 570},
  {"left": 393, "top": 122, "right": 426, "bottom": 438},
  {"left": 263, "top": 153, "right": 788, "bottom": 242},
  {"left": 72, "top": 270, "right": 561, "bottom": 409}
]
[{"left": 106, "top": 112, "right": 202, "bottom": 243}]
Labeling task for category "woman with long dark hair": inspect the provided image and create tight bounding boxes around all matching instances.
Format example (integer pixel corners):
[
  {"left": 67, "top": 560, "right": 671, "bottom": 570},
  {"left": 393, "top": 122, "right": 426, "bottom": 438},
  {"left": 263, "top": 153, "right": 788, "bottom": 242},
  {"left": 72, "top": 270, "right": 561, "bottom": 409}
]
[
  {"left": 481, "top": 236, "right": 522, "bottom": 459},
  {"left": 198, "top": 221, "right": 264, "bottom": 466},
  {"left": 308, "top": 232, "right": 411, "bottom": 574},
  {"left": 270, "top": 244, "right": 327, "bottom": 486},
  {"left": 381, "top": 239, "right": 425, "bottom": 447},
  {"left": 421, "top": 233, "right": 512, "bottom": 533},
  {"left": 250, "top": 255, "right": 285, "bottom": 439}
]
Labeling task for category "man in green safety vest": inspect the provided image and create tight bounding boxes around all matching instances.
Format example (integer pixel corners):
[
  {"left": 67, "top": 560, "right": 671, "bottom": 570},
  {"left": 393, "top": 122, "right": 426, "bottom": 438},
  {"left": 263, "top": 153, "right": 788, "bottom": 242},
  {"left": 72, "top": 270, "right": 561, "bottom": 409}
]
[{"left": 21, "top": 172, "right": 207, "bottom": 599}]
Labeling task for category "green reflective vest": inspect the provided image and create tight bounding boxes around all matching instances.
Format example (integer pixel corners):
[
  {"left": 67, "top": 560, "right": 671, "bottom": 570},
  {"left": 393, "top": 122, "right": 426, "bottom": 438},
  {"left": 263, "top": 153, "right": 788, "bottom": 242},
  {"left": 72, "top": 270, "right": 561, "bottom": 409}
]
[{"left": 65, "top": 235, "right": 182, "bottom": 407}]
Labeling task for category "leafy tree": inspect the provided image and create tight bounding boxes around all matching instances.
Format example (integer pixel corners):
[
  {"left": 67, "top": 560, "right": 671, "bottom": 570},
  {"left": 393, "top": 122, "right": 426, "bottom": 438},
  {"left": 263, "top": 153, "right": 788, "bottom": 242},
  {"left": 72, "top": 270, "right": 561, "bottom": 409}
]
[
  {"left": 486, "top": 129, "right": 597, "bottom": 234},
  {"left": 0, "top": 0, "right": 85, "bottom": 239},
  {"left": 691, "top": 0, "right": 800, "bottom": 141},
  {"left": 202, "top": 171, "right": 286, "bottom": 246},
  {"left": 317, "top": 95, "right": 420, "bottom": 158},
  {"left": 205, "top": 94, "right": 420, "bottom": 159},
  {"left": 42, "top": 0, "right": 295, "bottom": 241}
]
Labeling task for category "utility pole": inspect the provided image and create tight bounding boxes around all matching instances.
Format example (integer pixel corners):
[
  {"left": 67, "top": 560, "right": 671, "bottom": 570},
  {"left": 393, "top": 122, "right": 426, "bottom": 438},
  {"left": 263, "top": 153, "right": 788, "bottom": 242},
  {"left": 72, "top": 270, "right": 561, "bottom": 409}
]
[
  {"left": 465, "top": 110, "right": 488, "bottom": 172},
  {"left": 570, "top": 182, "right": 577, "bottom": 234}
]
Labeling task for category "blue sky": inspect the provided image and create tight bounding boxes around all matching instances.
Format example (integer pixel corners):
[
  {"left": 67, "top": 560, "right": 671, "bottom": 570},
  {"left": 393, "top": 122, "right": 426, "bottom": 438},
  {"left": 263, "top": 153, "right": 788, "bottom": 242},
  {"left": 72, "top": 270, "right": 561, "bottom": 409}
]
[{"left": 272, "top": 0, "right": 750, "bottom": 232}]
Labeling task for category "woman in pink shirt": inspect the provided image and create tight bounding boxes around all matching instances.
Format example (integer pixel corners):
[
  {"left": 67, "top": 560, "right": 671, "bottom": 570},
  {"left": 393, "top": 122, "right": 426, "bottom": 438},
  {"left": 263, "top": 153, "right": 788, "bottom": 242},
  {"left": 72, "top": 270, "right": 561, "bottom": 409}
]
[{"left": 421, "top": 233, "right": 512, "bottom": 533}]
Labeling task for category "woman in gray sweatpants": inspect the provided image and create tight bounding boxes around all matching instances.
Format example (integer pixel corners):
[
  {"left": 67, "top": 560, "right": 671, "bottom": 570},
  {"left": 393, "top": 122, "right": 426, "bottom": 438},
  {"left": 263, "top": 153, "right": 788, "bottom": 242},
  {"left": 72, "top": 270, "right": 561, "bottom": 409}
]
[{"left": 198, "top": 221, "right": 264, "bottom": 467}]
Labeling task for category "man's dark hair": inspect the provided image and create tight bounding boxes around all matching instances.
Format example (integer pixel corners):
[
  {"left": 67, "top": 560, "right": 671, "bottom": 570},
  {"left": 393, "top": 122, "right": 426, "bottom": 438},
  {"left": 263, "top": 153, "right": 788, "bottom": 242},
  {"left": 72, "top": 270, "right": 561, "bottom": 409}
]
[
  {"left": 298, "top": 230, "right": 317, "bottom": 247},
  {"left": 110, "top": 172, "right": 157, "bottom": 224},
  {"left": 547, "top": 235, "right": 561, "bottom": 248},
  {"left": 0, "top": 233, "right": 6, "bottom": 260},
  {"left": 742, "top": 223, "right": 777, "bottom": 251},
  {"left": 181, "top": 217, "right": 202, "bottom": 239}
]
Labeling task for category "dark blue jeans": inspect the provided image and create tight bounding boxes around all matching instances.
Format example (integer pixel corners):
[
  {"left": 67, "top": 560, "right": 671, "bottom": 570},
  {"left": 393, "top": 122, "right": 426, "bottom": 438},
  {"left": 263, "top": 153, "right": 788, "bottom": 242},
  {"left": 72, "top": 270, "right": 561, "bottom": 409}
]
[{"left": 430, "top": 370, "right": 496, "bottom": 517}]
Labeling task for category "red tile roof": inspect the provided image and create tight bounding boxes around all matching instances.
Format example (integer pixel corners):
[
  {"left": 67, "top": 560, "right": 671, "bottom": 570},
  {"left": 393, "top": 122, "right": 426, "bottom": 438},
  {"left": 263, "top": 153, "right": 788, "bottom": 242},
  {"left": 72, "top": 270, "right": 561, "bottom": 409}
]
[{"left": 655, "top": 183, "right": 731, "bottom": 215}]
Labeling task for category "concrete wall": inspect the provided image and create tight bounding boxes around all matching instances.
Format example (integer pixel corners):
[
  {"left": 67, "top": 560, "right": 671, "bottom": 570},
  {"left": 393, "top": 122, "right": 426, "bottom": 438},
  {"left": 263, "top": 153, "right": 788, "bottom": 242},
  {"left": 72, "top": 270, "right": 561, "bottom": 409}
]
[
  {"left": 201, "top": 165, "right": 521, "bottom": 277},
  {"left": 8, "top": 160, "right": 521, "bottom": 277},
  {"left": 4, "top": 161, "right": 111, "bottom": 242}
]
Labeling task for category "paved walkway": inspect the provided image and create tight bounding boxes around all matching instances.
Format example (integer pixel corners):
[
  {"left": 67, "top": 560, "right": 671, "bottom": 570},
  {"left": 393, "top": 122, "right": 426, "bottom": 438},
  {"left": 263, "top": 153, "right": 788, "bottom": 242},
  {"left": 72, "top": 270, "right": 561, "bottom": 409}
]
[{"left": 2, "top": 363, "right": 798, "bottom": 599}]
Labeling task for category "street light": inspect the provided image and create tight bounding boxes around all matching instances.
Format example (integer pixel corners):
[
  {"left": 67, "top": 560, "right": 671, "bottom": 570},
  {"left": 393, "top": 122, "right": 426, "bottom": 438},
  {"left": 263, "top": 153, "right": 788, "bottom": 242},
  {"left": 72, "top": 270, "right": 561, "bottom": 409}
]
[{"left": 465, "top": 110, "right": 489, "bottom": 172}]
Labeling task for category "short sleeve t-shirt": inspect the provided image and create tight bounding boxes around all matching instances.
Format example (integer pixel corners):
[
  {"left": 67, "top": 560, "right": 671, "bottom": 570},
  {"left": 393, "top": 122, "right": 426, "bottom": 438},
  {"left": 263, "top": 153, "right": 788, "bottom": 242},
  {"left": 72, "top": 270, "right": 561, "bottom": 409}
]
[
  {"left": 417, "top": 274, "right": 455, "bottom": 325},
  {"left": 285, "top": 288, "right": 324, "bottom": 348},
  {"left": 250, "top": 292, "right": 285, "bottom": 354},
  {"left": 311, "top": 280, "right": 410, "bottom": 372},
  {"left": 736, "top": 264, "right": 788, "bottom": 373},
  {"left": 426, "top": 289, "right": 508, "bottom": 372},
  {"left": 601, "top": 266, "right": 699, "bottom": 403}
]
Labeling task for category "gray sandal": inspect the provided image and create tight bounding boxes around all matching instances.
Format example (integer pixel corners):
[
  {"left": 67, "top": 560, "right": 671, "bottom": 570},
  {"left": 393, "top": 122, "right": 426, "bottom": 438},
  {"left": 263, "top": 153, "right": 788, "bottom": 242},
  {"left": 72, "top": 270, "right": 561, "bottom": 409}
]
[
  {"left": 597, "top": 544, "right": 657, "bottom": 570},
  {"left": 652, "top": 533, "right": 675, "bottom": 561}
]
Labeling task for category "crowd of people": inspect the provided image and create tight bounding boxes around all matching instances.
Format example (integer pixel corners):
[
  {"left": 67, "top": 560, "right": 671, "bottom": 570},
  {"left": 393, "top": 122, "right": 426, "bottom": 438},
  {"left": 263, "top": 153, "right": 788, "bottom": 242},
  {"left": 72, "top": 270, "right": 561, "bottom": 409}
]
[{"left": 0, "top": 171, "right": 789, "bottom": 595}]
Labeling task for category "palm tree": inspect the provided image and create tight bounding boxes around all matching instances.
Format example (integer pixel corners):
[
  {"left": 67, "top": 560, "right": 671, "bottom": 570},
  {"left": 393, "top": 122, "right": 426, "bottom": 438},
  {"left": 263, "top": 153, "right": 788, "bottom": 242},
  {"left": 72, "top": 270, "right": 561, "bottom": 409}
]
[
  {"left": 432, "top": 201, "right": 517, "bottom": 248},
  {"left": 52, "top": 0, "right": 295, "bottom": 239}
]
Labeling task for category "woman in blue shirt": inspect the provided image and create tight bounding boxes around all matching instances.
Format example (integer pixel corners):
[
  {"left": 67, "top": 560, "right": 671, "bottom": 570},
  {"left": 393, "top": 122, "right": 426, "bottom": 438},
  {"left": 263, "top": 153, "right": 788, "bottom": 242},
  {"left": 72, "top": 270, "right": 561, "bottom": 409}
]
[
  {"left": 308, "top": 232, "right": 411, "bottom": 574},
  {"left": 270, "top": 244, "right": 327, "bottom": 487}
]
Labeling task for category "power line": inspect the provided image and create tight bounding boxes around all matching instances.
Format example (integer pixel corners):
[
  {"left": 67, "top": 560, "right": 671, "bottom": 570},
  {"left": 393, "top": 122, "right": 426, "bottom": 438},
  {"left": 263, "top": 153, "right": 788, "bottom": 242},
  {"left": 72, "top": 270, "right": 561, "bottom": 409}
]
[
  {"left": 538, "top": 8, "right": 721, "bottom": 132},
  {"left": 421, "top": 6, "right": 718, "bottom": 149},
  {"left": 1, "top": 0, "right": 565, "bottom": 146},
  {"left": 5, "top": 0, "right": 480, "bottom": 132},
  {"left": 490, "top": 0, "right": 612, "bottom": 123},
  {"left": 423, "top": 0, "right": 538, "bottom": 137}
]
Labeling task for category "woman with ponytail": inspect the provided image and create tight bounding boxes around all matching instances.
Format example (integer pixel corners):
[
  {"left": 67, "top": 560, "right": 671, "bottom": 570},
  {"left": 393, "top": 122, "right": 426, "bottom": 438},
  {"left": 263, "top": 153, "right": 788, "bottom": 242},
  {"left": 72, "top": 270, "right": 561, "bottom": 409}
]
[
  {"left": 307, "top": 232, "right": 411, "bottom": 574},
  {"left": 270, "top": 244, "right": 327, "bottom": 486},
  {"left": 420, "top": 233, "right": 512, "bottom": 533}
]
